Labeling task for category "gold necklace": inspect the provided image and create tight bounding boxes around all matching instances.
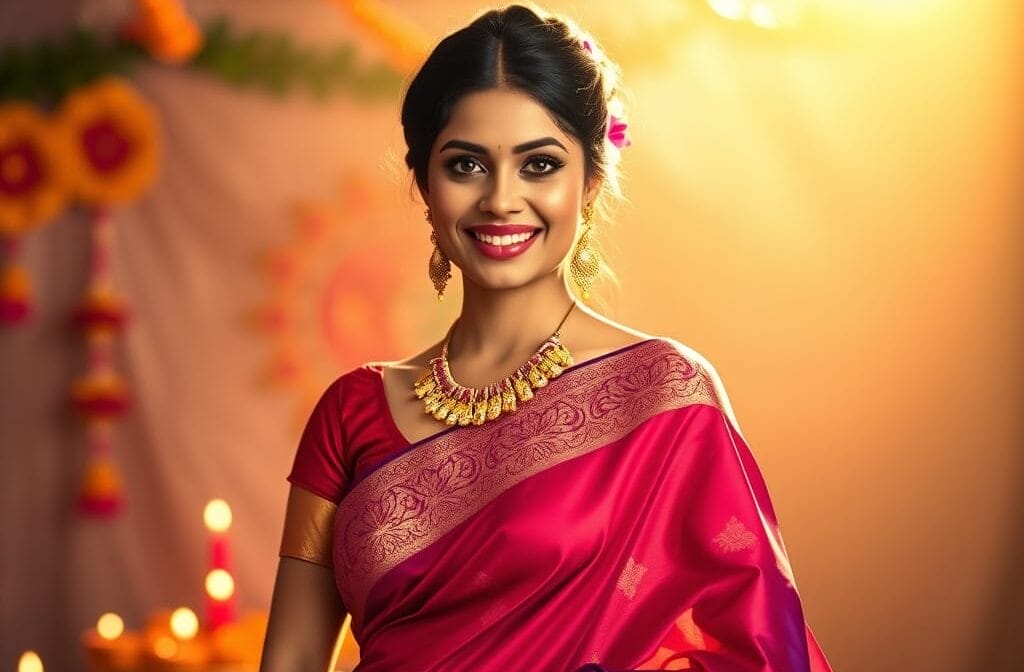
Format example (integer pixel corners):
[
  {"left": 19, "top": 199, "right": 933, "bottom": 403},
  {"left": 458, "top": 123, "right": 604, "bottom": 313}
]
[{"left": 413, "top": 300, "right": 578, "bottom": 427}]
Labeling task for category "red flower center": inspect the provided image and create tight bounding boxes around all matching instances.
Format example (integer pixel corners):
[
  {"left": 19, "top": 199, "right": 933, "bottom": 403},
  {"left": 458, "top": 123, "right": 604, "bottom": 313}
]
[
  {"left": 82, "top": 119, "right": 134, "bottom": 174},
  {"left": 0, "top": 139, "right": 44, "bottom": 197}
]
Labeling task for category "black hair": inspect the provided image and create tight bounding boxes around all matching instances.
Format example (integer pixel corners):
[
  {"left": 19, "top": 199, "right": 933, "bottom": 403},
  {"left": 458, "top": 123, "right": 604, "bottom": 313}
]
[{"left": 400, "top": 4, "right": 622, "bottom": 198}]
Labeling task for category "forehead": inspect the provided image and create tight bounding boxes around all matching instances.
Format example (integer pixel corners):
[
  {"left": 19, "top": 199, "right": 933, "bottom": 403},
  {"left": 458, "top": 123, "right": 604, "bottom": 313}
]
[{"left": 436, "top": 87, "right": 577, "bottom": 151}]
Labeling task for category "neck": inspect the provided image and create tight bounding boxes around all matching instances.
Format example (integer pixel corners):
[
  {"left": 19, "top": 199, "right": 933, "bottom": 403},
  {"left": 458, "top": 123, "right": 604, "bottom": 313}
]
[{"left": 446, "top": 272, "right": 577, "bottom": 367}]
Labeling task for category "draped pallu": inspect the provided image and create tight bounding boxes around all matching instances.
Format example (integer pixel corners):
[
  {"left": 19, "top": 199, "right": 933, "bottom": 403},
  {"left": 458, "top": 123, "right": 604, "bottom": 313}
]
[{"left": 295, "top": 338, "right": 832, "bottom": 671}]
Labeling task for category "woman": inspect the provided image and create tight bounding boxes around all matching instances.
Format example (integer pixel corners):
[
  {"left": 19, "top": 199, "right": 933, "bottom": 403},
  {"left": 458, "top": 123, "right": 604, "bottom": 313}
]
[{"left": 260, "top": 5, "right": 833, "bottom": 671}]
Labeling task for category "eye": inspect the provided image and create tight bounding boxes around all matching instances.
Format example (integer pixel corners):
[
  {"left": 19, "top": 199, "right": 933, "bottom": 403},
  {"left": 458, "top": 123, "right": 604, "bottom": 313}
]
[
  {"left": 523, "top": 154, "right": 565, "bottom": 175},
  {"left": 445, "top": 155, "right": 484, "bottom": 175}
]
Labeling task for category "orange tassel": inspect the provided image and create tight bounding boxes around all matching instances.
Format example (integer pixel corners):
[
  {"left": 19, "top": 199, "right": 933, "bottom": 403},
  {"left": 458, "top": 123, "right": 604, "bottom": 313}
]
[
  {"left": 0, "top": 260, "right": 30, "bottom": 324},
  {"left": 78, "top": 455, "right": 123, "bottom": 517}
]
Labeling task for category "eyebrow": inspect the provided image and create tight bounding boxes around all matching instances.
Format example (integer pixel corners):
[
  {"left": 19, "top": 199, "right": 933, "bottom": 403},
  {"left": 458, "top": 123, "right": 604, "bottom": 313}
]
[{"left": 439, "top": 137, "right": 568, "bottom": 155}]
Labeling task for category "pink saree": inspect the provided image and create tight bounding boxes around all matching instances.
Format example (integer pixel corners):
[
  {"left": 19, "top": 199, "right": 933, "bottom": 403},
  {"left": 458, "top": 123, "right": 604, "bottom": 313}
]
[{"left": 329, "top": 337, "right": 832, "bottom": 671}]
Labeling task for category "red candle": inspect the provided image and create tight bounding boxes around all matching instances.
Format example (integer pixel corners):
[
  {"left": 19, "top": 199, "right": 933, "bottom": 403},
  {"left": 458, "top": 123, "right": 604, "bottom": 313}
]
[
  {"left": 203, "top": 499, "right": 237, "bottom": 630},
  {"left": 81, "top": 612, "right": 144, "bottom": 671}
]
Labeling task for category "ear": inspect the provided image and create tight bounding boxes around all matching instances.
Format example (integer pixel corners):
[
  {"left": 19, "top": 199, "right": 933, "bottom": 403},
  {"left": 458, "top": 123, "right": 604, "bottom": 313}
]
[{"left": 418, "top": 183, "right": 430, "bottom": 209}]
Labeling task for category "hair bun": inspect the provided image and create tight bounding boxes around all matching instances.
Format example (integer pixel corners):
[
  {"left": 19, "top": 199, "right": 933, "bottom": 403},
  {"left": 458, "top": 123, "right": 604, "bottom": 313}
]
[{"left": 401, "top": 4, "right": 627, "bottom": 198}]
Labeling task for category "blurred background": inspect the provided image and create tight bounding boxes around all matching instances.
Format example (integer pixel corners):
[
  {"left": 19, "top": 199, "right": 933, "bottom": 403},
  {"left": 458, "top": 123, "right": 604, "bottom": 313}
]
[{"left": 0, "top": 0, "right": 1020, "bottom": 670}]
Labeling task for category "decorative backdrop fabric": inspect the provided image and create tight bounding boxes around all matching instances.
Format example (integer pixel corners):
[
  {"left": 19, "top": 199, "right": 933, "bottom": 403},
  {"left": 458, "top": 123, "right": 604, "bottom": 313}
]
[{"left": 1, "top": 1, "right": 1022, "bottom": 671}]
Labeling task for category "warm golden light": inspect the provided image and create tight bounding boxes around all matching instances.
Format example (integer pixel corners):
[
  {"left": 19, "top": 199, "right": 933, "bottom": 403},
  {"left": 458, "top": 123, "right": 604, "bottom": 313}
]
[
  {"left": 152, "top": 635, "right": 178, "bottom": 659},
  {"left": 749, "top": 3, "right": 780, "bottom": 28},
  {"left": 708, "top": 0, "right": 745, "bottom": 20},
  {"left": 203, "top": 498, "right": 232, "bottom": 532},
  {"left": 205, "top": 568, "right": 235, "bottom": 601},
  {"left": 708, "top": 0, "right": 803, "bottom": 28},
  {"left": 169, "top": 607, "right": 199, "bottom": 640},
  {"left": 96, "top": 612, "right": 124, "bottom": 640},
  {"left": 17, "top": 651, "right": 43, "bottom": 672}
]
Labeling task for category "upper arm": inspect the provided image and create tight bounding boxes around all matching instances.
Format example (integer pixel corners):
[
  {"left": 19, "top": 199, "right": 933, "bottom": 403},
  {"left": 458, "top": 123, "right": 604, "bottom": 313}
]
[
  {"left": 261, "top": 555, "right": 347, "bottom": 671},
  {"left": 279, "top": 484, "right": 341, "bottom": 570},
  {"left": 261, "top": 486, "right": 347, "bottom": 671}
]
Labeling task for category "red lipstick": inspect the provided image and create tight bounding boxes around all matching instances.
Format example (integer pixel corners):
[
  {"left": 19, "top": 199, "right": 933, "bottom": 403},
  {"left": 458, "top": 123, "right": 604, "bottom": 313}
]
[{"left": 464, "top": 223, "right": 542, "bottom": 261}]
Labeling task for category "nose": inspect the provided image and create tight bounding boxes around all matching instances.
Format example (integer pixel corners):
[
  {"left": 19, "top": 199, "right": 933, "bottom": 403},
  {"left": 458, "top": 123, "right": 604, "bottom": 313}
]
[{"left": 478, "top": 165, "right": 524, "bottom": 218}]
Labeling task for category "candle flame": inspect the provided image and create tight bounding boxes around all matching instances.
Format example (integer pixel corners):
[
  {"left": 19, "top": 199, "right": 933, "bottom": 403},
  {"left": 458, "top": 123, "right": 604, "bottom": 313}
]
[
  {"left": 203, "top": 499, "right": 232, "bottom": 532},
  {"left": 17, "top": 651, "right": 43, "bottom": 672},
  {"left": 169, "top": 607, "right": 199, "bottom": 640},
  {"left": 205, "top": 568, "right": 235, "bottom": 601},
  {"left": 96, "top": 612, "right": 124, "bottom": 640}
]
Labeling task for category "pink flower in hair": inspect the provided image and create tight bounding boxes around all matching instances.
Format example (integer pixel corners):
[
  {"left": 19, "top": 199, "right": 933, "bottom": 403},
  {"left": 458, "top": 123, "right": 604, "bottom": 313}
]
[
  {"left": 607, "top": 114, "right": 631, "bottom": 149},
  {"left": 582, "top": 39, "right": 593, "bottom": 54}
]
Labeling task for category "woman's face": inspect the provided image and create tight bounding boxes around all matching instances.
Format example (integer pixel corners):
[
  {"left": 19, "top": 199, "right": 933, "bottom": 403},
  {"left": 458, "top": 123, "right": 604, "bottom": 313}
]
[{"left": 422, "top": 86, "right": 597, "bottom": 293}]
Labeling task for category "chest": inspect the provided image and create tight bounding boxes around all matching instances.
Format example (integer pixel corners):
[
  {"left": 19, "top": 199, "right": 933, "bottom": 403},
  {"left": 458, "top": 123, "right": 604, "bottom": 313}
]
[
  {"left": 380, "top": 346, "right": 618, "bottom": 447},
  {"left": 382, "top": 367, "right": 453, "bottom": 446}
]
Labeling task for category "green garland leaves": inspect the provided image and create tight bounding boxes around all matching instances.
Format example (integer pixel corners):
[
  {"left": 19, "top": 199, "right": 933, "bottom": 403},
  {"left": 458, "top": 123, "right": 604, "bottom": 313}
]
[
  {"left": 0, "top": 29, "right": 140, "bottom": 104},
  {"left": 0, "top": 18, "right": 402, "bottom": 105},
  {"left": 191, "top": 18, "right": 401, "bottom": 100}
]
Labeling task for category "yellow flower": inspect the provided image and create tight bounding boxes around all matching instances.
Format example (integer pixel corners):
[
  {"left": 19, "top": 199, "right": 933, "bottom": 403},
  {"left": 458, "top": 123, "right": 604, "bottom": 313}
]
[
  {"left": 57, "top": 77, "right": 161, "bottom": 205},
  {"left": 0, "top": 103, "right": 70, "bottom": 234}
]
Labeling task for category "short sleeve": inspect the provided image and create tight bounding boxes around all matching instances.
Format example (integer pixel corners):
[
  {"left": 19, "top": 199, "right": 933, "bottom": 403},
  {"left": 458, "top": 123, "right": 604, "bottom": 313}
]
[{"left": 286, "top": 376, "right": 350, "bottom": 503}]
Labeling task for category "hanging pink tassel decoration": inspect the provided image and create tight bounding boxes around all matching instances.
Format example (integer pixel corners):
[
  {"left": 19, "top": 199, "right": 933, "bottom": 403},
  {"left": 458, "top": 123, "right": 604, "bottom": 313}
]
[{"left": 73, "top": 207, "right": 130, "bottom": 517}]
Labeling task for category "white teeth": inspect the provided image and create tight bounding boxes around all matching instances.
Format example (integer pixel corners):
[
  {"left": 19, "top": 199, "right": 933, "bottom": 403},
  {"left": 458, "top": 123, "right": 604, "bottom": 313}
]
[{"left": 471, "top": 230, "right": 537, "bottom": 245}]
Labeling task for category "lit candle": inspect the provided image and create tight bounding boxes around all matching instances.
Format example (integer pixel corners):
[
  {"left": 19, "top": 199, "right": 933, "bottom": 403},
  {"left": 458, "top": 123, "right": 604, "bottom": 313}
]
[
  {"left": 170, "top": 607, "right": 199, "bottom": 640},
  {"left": 203, "top": 499, "right": 237, "bottom": 629},
  {"left": 81, "top": 612, "right": 143, "bottom": 671},
  {"left": 18, "top": 651, "right": 43, "bottom": 672},
  {"left": 143, "top": 607, "right": 211, "bottom": 670}
]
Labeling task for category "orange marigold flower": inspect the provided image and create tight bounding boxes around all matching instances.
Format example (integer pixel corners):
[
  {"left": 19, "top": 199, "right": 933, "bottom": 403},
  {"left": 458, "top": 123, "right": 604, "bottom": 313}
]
[
  {"left": 56, "top": 77, "right": 161, "bottom": 205},
  {"left": 0, "top": 103, "right": 71, "bottom": 234},
  {"left": 121, "top": 0, "right": 204, "bottom": 64},
  {"left": 330, "top": 0, "right": 429, "bottom": 73}
]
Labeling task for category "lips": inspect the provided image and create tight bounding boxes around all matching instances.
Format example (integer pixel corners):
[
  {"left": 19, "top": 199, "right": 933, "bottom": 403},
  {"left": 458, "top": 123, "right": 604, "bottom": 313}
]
[{"left": 463, "top": 223, "right": 543, "bottom": 261}]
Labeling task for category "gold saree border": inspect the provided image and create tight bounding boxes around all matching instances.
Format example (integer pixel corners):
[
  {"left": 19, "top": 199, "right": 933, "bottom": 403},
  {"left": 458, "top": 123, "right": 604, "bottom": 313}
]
[{"left": 335, "top": 338, "right": 724, "bottom": 610}]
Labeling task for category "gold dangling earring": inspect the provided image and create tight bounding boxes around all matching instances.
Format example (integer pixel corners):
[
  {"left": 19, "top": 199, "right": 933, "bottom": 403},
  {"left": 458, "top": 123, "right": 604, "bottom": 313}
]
[
  {"left": 570, "top": 202, "right": 601, "bottom": 301},
  {"left": 426, "top": 209, "right": 451, "bottom": 301}
]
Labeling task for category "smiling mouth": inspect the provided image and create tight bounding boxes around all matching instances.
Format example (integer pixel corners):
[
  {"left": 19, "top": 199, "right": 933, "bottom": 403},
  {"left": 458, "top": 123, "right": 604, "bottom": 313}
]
[
  {"left": 463, "top": 227, "right": 543, "bottom": 260},
  {"left": 466, "top": 229, "right": 540, "bottom": 245}
]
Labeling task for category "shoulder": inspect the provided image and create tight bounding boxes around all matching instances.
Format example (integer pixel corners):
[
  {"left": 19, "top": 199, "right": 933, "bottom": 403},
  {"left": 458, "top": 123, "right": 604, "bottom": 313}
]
[
  {"left": 565, "top": 316, "right": 718, "bottom": 384},
  {"left": 363, "top": 338, "right": 444, "bottom": 390},
  {"left": 321, "top": 364, "right": 378, "bottom": 394},
  {"left": 377, "top": 338, "right": 444, "bottom": 370},
  {"left": 570, "top": 320, "right": 726, "bottom": 402},
  {"left": 646, "top": 336, "right": 743, "bottom": 436},
  {"left": 652, "top": 336, "right": 719, "bottom": 379},
  {"left": 309, "top": 361, "right": 389, "bottom": 416}
]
